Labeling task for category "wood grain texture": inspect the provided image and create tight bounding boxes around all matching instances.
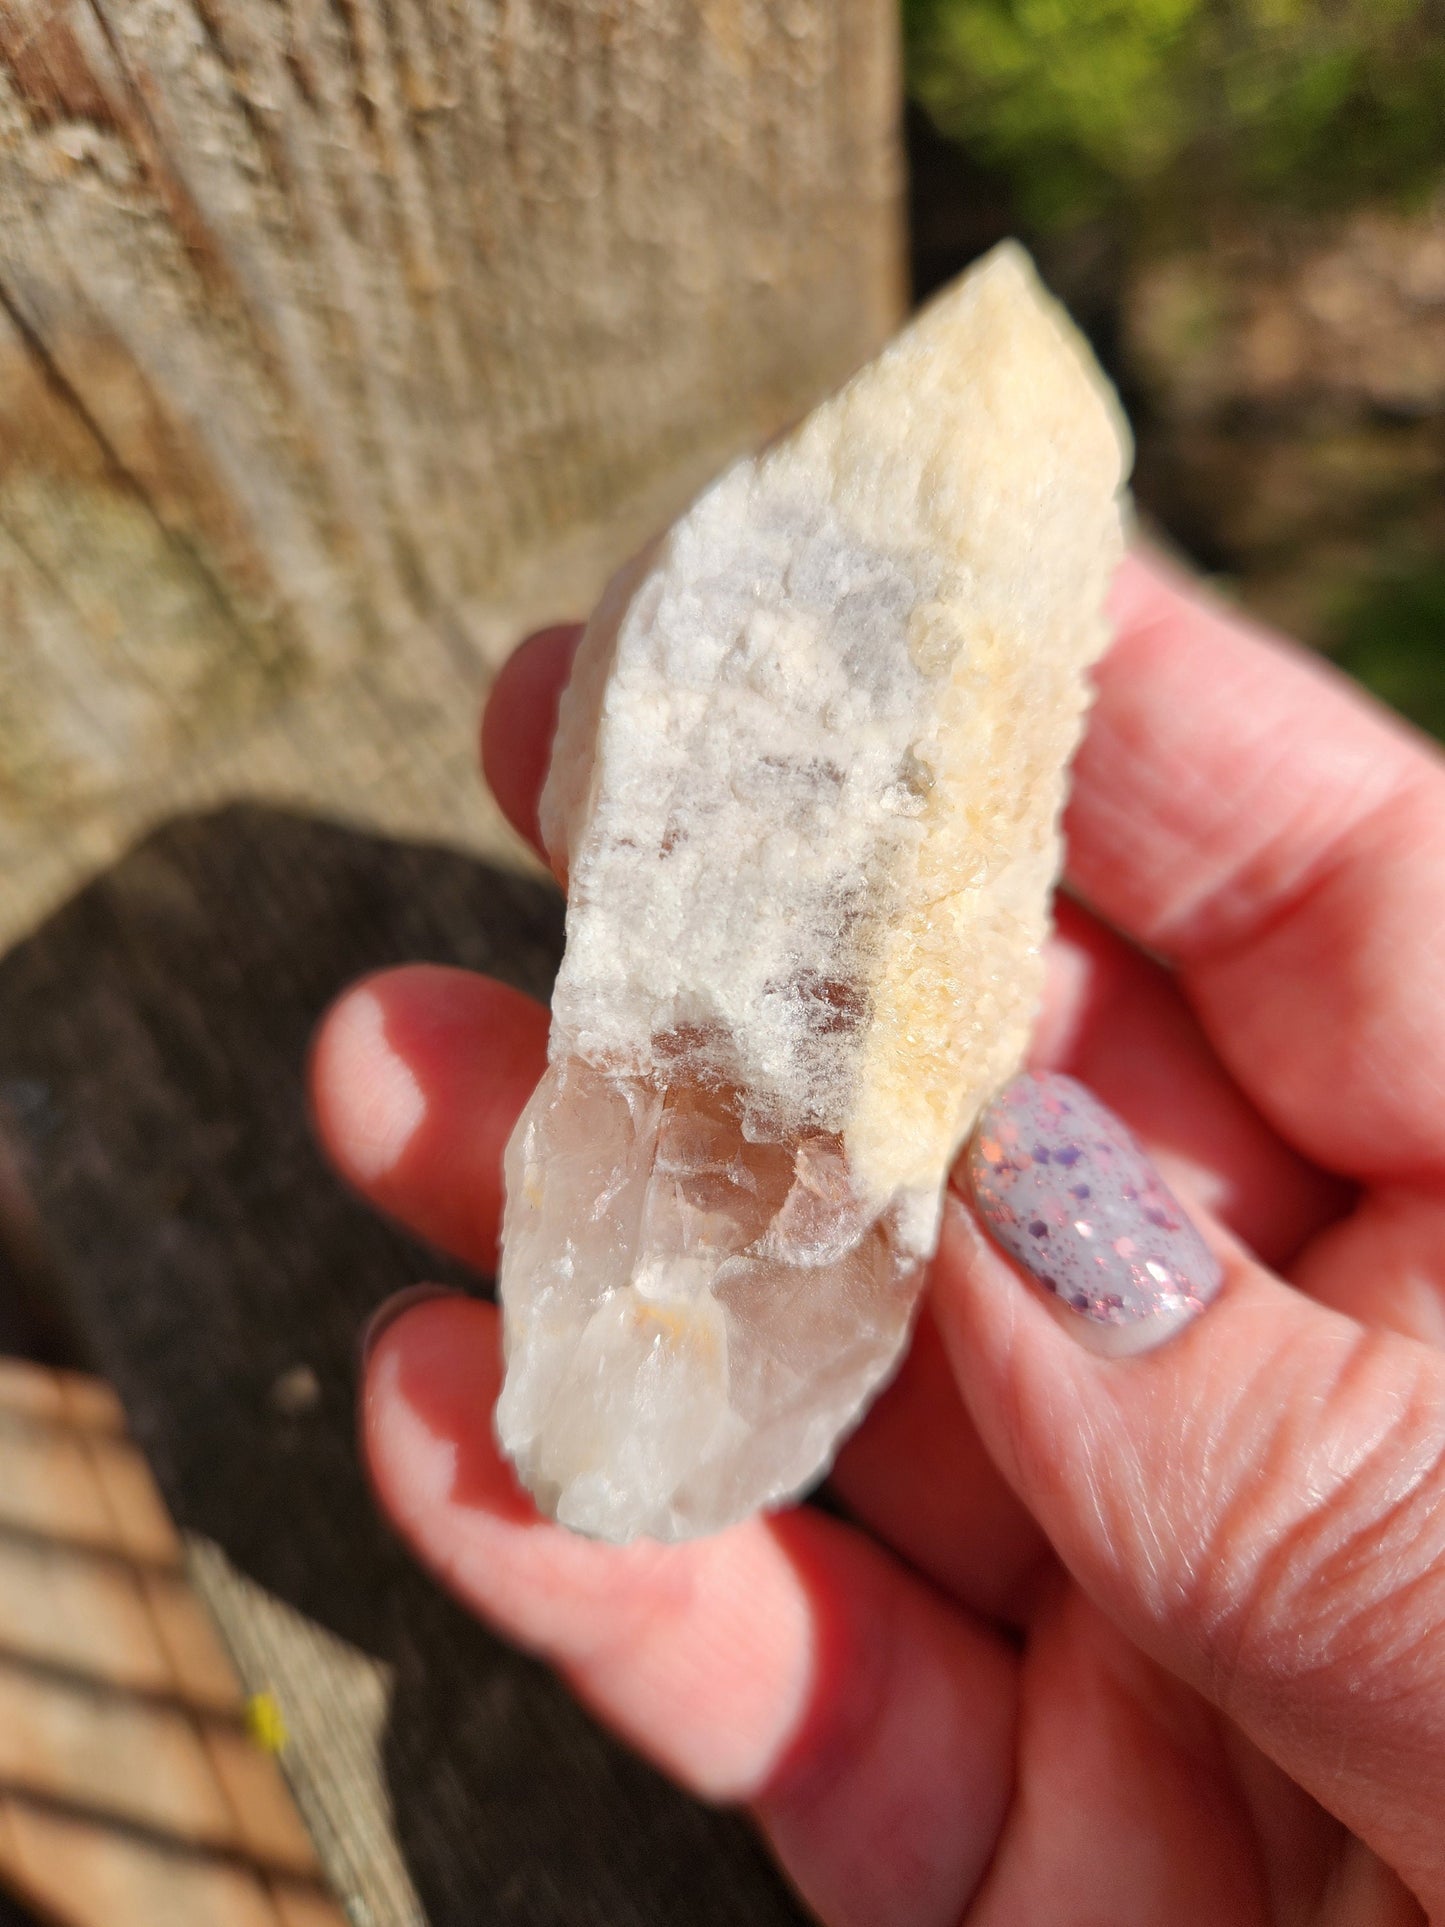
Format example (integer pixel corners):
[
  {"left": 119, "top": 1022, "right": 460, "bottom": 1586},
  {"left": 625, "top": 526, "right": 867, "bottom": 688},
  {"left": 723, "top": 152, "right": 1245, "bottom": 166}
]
[
  {"left": 0, "top": 807, "right": 812, "bottom": 1925},
  {"left": 0, "top": 0, "right": 903, "bottom": 947},
  {"left": 0, "top": 1356, "right": 348, "bottom": 1927}
]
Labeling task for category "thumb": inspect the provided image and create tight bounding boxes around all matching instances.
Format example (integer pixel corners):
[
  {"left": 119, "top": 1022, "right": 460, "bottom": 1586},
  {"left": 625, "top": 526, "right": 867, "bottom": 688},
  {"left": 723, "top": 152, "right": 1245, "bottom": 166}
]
[{"left": 934, "top": 1072, "right": 1445, "bottom": 1913}]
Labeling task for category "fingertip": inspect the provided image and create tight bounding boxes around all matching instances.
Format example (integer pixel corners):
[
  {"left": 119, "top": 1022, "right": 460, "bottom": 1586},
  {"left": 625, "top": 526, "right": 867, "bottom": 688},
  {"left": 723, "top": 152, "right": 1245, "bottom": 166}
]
[
  {"left": 482, "top": 624, "right": 583, "bottom": 859},
  {"left": 1107, "top": 542, "right": 1199, "bottom": 632},
  {"left": 311, "top": 973, "right": 428, "bottom": 1190},
  {"left": 359, "top": 1283, "right": 472, "bottom": 1376},
  {"left": 1106, "top": 545, "right": 1162, "bottom": 632},
  {"left": 362, "top": 1293, "right": 533, "bottom": 1537},
  {"left": 311, "top": 966, "right": 549, "bottom": 1269}
]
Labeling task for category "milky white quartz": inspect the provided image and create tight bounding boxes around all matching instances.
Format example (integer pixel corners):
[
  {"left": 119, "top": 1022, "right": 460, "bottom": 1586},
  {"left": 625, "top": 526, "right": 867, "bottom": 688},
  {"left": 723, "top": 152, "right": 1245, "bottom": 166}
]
[{"left": 496, "top": 243, "right": 1131, "bottom": 1542}]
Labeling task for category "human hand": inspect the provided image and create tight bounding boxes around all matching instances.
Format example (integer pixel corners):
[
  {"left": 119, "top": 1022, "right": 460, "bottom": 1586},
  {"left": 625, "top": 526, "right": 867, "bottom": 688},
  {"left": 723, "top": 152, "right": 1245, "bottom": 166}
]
[{"left": 311, "top": 550, "right": 1445, "bottom": 1925}]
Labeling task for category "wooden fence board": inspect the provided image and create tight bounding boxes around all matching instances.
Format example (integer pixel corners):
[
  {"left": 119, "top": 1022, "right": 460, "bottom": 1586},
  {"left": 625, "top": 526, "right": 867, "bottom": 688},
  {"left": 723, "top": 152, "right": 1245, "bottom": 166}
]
[{"left": 0, "top": 1358, "right": 347, "bottom": 1927}]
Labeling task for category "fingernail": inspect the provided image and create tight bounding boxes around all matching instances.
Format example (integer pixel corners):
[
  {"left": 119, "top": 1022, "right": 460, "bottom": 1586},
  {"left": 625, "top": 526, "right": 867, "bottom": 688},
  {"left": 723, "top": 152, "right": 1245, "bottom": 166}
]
[
  {"left": 359, "top": 1286, "right": 463, "bottom": 1371},
  {"left": 964, "top": 1072, "right": 1222, "bottom": 1355}
]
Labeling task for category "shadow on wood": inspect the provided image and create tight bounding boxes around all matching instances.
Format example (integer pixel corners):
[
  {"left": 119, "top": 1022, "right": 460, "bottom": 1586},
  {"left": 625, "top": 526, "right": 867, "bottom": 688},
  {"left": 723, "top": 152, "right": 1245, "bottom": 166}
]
[
  {"left": 0, "top": 1356, "right": 345, "bottom": 1926},
  {"left": 0, "top": 806, "right": 806, "bottom": 1926}
]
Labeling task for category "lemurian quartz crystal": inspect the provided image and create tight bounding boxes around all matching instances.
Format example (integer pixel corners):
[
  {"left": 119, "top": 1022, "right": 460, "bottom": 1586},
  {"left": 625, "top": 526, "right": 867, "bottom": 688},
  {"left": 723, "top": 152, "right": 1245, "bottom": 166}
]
[{"left": 497, "top": 243, "right": 1131, "bottom": 1542}]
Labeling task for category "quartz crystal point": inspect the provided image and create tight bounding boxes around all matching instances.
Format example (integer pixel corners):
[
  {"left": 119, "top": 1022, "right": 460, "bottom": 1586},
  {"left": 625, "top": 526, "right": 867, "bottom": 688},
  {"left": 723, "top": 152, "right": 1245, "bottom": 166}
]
[{"left": 496, "top": 243, "right": 1131, "bottom": 1542}]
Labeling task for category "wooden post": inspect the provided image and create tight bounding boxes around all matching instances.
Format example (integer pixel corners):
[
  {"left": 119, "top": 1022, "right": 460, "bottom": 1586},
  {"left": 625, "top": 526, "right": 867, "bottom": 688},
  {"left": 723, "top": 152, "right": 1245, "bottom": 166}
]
[{"left": 0, "top": 0, "right": 904, "bottom": 946}]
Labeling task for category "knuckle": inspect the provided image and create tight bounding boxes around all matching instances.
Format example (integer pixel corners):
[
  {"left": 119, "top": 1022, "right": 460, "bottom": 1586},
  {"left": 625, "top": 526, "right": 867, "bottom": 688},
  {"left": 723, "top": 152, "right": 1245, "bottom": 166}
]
[{"left": 1184, "top": 1330, "right": 1445, "bottom": 1718}]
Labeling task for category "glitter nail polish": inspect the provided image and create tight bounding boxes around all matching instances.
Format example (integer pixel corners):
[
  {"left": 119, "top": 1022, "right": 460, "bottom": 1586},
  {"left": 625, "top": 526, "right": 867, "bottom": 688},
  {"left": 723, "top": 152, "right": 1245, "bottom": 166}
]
[{"left": 965, "top": 1072, "right": 1222, "bottom": 1354}]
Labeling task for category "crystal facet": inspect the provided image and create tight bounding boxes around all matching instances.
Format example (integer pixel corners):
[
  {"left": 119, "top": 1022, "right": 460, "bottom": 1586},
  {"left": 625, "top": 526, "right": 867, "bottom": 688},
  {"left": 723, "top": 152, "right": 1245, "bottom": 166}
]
[{"left": 497, "top": 243, "right": 1132, "bottom": 1542}]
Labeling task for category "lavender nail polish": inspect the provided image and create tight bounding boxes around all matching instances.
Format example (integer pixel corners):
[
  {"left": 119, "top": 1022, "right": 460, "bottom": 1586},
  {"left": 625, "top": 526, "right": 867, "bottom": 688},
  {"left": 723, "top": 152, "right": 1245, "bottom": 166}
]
[{"left": 965, "top": 1072, "right": 1222, "bottom": 1354}]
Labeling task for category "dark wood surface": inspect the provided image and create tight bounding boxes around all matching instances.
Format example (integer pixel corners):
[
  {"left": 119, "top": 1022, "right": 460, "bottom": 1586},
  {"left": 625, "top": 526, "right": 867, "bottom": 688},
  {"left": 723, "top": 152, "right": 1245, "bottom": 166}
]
[{"left": 0, "top": 805, "right": 809, "bottom": 1926}]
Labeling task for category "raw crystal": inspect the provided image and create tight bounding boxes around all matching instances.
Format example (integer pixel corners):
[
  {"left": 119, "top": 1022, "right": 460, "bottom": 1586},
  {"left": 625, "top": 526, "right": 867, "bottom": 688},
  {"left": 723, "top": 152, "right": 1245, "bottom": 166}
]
[{"left": 496, "top": 243, "right": 1131, "bottom": 1542}]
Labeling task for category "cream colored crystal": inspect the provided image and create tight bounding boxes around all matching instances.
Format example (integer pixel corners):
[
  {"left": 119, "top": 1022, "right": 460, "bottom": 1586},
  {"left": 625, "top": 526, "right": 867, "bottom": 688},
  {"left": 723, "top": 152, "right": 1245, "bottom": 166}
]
[{"left": 497, "top": 243, "right": 1131, "bottom": 1542}]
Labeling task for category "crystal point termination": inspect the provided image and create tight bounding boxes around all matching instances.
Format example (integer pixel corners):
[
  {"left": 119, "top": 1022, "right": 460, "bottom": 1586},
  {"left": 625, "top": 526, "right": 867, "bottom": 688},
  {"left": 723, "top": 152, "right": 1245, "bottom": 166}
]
[{"left": 497, "top": 243, "right": 1132, "bottom": 1542}]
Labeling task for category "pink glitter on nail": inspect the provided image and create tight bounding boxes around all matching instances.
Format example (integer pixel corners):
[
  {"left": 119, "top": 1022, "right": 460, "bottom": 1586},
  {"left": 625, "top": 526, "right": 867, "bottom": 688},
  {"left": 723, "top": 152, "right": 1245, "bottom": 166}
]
[{"left": 965, "top": 1072, "right": 1222, "bottom": 1352}]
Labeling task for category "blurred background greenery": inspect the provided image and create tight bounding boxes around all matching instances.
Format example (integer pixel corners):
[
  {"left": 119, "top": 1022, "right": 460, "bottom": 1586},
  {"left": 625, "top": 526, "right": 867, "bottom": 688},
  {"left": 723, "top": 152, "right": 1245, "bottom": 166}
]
[{"left": 904, "top": 0, "right": 1445, "bottom": 734}]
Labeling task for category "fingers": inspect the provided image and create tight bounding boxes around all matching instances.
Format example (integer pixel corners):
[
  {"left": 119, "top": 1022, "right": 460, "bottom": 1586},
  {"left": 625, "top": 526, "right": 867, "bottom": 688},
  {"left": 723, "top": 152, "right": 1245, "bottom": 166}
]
[
  {"left": 1040, "top": 899, "right": 1346, "bottom": 1270},
  {"left": 827, "top": 901, "right": 1348, "bottom": 1612},
  {"left": 363, "top": 1295, "right": 1017, "bottom": 1927},
  {"left": 972, "top": 1586, "right": 1298, "bottom": 1927},
  {"left": 829, "top": 1306, "right": 1050, "bottom": 1622},
  {"left": 313, "top": 979, "right": 1052, "bottom": 1627},
  {"left": 310, "top": 943, "right": 1340, "bottom": 1626},
  {"left": 1290, "top": 1187, "right": 1445, "bottom": 1348},
  {"left": 939, "top": 1086, "right": 1445, "bottom": 1915},
  {"left": 1072, "top": 550, "right": 1445, "bottom": 1184},
  {"left": 481, "top": 624, "right": 582, "bottom": 864},
  {"left": 830, "top": 910, "right": 1351, "bottom": 1621},
  {"left": 309, "top": 912, "right": 1346, "bottom": 1627},
  {"left": 310, "top": 967, "right": 548, "bottom": 1271}
]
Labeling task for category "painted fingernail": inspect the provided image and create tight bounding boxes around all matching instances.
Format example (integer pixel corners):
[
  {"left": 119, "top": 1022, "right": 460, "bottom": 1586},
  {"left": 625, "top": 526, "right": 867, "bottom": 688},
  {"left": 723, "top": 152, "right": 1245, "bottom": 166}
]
[
  {"left": 964, "top": 1072, "right": 1222, "bottom": 1355},
  {"left": 359, "top": 1286, "right": 464, "bottom": 1371}
]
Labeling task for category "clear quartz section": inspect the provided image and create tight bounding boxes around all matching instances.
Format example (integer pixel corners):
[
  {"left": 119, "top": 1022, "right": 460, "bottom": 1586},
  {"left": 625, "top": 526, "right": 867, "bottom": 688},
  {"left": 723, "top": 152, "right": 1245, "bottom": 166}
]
[{"left": 496, "top": 1055, "right": 920, "bottom": 1543}]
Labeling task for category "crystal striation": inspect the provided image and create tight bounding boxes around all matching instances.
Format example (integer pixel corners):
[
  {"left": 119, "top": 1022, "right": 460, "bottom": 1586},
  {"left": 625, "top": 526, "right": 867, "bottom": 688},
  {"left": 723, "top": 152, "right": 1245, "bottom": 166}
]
[{"left": 497, "top": 243, "right": 1132, "bottom": 1542}]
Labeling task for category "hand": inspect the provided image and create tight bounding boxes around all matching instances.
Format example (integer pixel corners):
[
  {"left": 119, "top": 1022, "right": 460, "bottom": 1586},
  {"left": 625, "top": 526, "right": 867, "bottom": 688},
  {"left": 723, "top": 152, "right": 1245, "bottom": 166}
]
[{"left": 311, "top": 550, "right": 1445, "bottom": 1925}]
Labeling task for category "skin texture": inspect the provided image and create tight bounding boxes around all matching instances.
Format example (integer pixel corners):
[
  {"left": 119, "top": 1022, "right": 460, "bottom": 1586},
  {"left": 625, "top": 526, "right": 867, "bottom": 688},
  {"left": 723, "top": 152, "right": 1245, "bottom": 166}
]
[{"left": 311, "top": 550, "right": 1445, "bottom": 1926}]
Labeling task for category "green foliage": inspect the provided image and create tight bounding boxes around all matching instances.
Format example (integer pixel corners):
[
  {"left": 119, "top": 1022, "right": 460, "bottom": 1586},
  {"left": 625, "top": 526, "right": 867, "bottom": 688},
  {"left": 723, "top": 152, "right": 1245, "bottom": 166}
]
[
  {"left": 904, "top": 0, "right": 1445, "bottom": 228},
  {"left": 1328, "top": 562, "right": 1445, "bottom": 742}
]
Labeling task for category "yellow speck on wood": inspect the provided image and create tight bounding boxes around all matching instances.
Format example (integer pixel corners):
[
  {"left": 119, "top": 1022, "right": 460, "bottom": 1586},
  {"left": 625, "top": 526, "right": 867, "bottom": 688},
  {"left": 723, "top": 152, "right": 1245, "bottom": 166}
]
[{"left": 246, "top": 1690, "right": 289, "bottom": 1753}]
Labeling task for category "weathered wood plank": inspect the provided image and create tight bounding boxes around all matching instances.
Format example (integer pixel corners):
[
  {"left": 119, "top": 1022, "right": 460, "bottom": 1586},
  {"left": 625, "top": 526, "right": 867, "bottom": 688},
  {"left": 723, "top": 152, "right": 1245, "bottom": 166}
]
[
  {"left": 0, "top": 0, "right": 904, "bottom": 949},
  {"left": 191, "top": 1539, "right": 426, "bottom": 1927},
  {"left": 0, "top": 1533, "right": 178, "bottom": 1697},
  {"left": 0, "top": 1358, "right": 347, "bottom": 1927}
]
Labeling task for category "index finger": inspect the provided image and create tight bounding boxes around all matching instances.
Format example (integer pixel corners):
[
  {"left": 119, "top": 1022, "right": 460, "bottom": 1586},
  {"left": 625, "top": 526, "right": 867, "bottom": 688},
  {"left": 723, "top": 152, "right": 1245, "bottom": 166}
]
[
  {"left": 1069, "top": 549, "right": 1445, "bottom": 1184},
  {"left": 481, "top": 622, "right": 581, "bottom": 866}
]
